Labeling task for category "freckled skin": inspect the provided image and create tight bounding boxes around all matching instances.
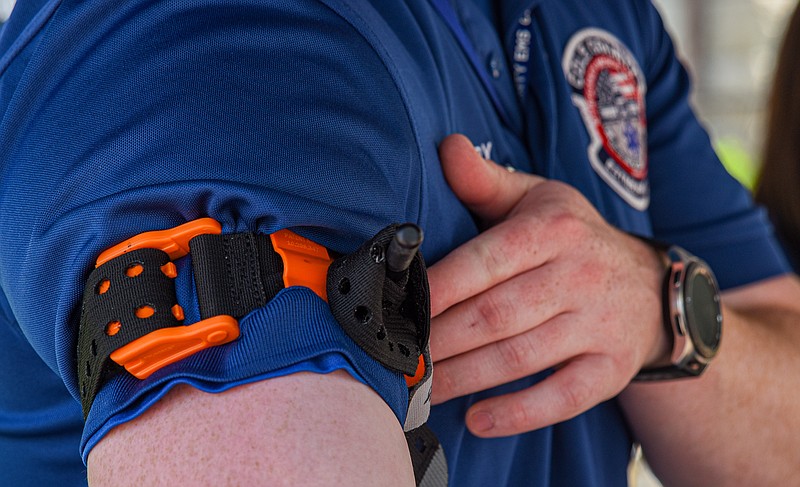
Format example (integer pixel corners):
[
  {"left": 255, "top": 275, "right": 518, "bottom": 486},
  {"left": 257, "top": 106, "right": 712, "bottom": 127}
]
[{"left": 88, "top": 371, "right": 415, "bottom": 486}]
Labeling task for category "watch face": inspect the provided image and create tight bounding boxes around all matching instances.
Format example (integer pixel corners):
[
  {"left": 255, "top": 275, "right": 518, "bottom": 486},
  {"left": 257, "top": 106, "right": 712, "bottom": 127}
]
[{"left": 684, "top": 264, "right": 722, "bottom": 359}]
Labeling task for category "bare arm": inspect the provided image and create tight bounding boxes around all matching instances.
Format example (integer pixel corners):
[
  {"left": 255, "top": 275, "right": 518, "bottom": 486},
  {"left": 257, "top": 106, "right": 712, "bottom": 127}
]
[
  {"left": 620, "top": 274, "right": 800, "bottom": 486},
  {"left": 88, "top": 370, "right": 415, "bottom": 486}
]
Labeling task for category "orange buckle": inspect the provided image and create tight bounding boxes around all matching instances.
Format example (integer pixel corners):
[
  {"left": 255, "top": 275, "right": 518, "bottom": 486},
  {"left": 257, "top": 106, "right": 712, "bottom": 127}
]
[
  {"left": 270, "top": 229, "right": 333, "bottom": 301},
  {"left": 110, "top": 316, "right": 239, "bottom": 379},
  {"left": 101, "top": 218, "right": 240, "bottom": 379},
  {"left": 96, "top": 218, "right": 222, "bottom": 266}
]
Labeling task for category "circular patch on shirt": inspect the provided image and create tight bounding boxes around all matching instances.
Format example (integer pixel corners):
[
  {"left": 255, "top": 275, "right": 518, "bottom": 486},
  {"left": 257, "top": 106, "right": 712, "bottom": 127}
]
[{"left": 563, "top": 28, "right": 649, "bottom": 210}]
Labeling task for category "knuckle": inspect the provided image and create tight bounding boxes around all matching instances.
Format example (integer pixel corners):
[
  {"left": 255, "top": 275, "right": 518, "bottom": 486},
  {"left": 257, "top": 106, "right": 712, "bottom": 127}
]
[
  {"left": 475, "top": 292, "right": 512, "bottom": 337},
  {"left": 475, "top": 238, "right": 510, "bottom": 281},
  {"left": 505, "top": 218, "right": 535, "bottom": 248},
  {"left": 553, "top": 212, "right": 591, "bottom": 241},
  {"left": 546, "top": 179, "right": 585, "bottom": 204},
  {"left": 495, "top": 335, "right": 534, "bottom": 376},
  {"left": 537, "top": 181, "right": 597, "bottom": 240},
  {"left": 506, "top": 400, "right": 532, "bottom": 431},
  {"left": 538, "top": 179, "right": 565, "bottom": 195},
  {"left": 558, "top": 375, "right": 595, "bottom": 414},
  {"left": 434, "top": 366, "right": 456, "bottom": 399},
  {"left": 540, "top": 180, "right": 580, "bottom": 207}
]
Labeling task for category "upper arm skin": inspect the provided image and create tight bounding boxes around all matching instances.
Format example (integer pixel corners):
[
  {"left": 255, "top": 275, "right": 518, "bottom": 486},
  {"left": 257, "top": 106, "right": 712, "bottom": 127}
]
[
  {"left": 620, "top": 274, "right": 800, "bottom": 486},
  {"left": 88, "top": 371, "right": 415, "bottom": 486}
]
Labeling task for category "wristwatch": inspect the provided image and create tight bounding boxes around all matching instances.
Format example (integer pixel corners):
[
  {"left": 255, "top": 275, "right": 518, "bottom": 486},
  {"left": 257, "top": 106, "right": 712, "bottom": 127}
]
[{"left": 635, "top": 245, "right": 723, "bottom": 380}]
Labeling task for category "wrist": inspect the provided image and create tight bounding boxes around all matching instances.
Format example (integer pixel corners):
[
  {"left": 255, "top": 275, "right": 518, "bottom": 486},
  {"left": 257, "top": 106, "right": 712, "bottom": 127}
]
[{"left": 632, "top": 237, "right": 673, "bottom": 369}]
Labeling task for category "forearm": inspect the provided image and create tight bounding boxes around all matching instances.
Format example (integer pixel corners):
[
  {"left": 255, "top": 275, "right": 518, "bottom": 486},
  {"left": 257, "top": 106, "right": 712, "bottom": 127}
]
[
  {"left": 88, "top": 371, "right": 415, "bottom": 486},
  {"left": 619, "top": 274, "right": 800, "bottom": 486}
]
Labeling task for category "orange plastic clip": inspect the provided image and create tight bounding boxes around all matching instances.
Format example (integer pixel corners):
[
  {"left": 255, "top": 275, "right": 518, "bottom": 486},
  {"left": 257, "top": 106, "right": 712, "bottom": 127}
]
[
  {"left": 270, "top": 229, "right": 333, "bottom": 301},
  {"left": 96, "top": 218, "right": 222, "bottom": 266},
  {"left": 110, "top": 315, "right": 239, "bottom": 379},
  {"left": 404, "top": 354, "right": 426, "bottom": 387},
  {"left": 99, "top": 218, "right": 239, "bottom": 379}
]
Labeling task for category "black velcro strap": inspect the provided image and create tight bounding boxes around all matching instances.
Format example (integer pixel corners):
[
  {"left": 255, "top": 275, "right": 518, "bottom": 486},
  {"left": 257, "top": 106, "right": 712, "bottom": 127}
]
[
  {"left": 326, "top": 225, "right": 430, "bottom": 377},
  {"left": 77, "top": 248, "right": 181, "bottom": 418},
  {"left": 190, "top": 233, "right": 284, "bottom": 320}
]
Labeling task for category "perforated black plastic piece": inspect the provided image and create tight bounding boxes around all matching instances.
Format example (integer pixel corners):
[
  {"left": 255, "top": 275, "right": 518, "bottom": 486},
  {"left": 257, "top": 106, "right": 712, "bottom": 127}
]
[
  {"left": 326, "top": 225, "right": 430, "bottom": 377},
  {"left": 77, "top": 248, "right": 180, "bottom": 418}
]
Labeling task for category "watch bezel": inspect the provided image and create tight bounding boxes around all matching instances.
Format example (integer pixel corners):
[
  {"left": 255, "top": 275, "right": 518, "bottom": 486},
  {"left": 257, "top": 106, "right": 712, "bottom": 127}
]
[
  {"left": 684, "top": 262, "right": 722, "bottom": 359},
  {"left": 666, "top": 246, "right": 722, "bottom": 375}
]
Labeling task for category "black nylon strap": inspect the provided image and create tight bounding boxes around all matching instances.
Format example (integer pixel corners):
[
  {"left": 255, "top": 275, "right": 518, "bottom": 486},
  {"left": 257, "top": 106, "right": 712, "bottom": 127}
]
[
  {"left": 77, "top": 248, "right": 181, "bottom": 418},
  {"left": 190, "top": 233, "right": 284, "bottom": 320}
]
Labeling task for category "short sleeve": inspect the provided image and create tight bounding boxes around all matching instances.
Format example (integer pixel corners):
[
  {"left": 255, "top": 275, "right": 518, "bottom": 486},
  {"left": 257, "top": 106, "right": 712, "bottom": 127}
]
[
  {"left": 637, "top": 1, "right": 791, "bottom": 289},
  {"left": 0, "top": 0, "right": 421, "bottom": 461}
]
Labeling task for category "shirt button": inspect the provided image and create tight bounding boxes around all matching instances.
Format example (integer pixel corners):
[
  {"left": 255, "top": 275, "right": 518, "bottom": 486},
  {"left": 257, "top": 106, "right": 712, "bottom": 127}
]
[{"left": 488, "top": 56, "right": 502, "bottom": 79}]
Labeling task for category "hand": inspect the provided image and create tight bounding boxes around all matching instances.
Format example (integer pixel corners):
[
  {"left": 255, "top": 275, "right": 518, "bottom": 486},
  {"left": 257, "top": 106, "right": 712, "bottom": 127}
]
[{"left": 427, "top": 134, "right": 669, "bottom": 437}]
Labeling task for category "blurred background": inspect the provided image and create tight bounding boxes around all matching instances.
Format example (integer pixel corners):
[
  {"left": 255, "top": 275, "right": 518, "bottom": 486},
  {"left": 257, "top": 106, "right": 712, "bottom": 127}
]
[
  {"left": 652, "top": 0, "right": 795, "bottom": 189},
  {"left": 0, "top": 0, "right": 11, "bottom": 24},
  {"left": 0, "top": 0, "right": 795, "bottom": 486}
]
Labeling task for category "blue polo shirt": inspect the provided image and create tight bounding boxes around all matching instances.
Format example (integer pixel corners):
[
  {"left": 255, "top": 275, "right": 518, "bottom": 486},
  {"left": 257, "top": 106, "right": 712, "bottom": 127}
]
[{"left": 0, "top": 0, "right": 789, "bottom": 485}]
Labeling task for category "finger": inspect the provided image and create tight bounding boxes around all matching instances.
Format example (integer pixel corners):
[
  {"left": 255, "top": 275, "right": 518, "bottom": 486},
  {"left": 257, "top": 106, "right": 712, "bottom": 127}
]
[
  {"left": 427, "top": 216, "right": 556, "bottom": 317},
  {"left": 431, "top": 313, "right": 582, "bottom": 405},
  {"left": 429, "top": 263, "right": 566, "bottom": 363},
  {"left": 439, "top": 133, "right": 545, "bottom": 224},
  {"left": 463, "top": 355, "right": 621, "bottom": 437}
]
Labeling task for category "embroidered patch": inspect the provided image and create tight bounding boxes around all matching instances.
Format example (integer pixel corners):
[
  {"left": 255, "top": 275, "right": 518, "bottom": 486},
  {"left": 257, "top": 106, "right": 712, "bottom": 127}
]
[{"left": 563, "top": 28, "right": 649, "bottom": 210}]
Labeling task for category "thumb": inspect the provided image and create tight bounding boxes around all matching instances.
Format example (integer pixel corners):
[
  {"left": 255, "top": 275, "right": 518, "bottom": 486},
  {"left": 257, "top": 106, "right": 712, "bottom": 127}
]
[{"left": 438, "top": 134, "right": 543, "bottom": 224}]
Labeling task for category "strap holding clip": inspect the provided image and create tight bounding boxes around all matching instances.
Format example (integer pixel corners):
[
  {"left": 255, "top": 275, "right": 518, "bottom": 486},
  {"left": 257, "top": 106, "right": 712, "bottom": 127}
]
[
  {"left": 77, "top": 219, "right": 446, "bottom": 485},
  {"left": 77, "top": 219, "right": 238, "bottom": 417}
]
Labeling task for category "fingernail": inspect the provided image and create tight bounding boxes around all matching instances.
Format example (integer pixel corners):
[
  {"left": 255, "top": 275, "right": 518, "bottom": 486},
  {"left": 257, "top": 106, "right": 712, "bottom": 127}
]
[{"left": 469, "top": 411, "right": 494, "bottom": 433}]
